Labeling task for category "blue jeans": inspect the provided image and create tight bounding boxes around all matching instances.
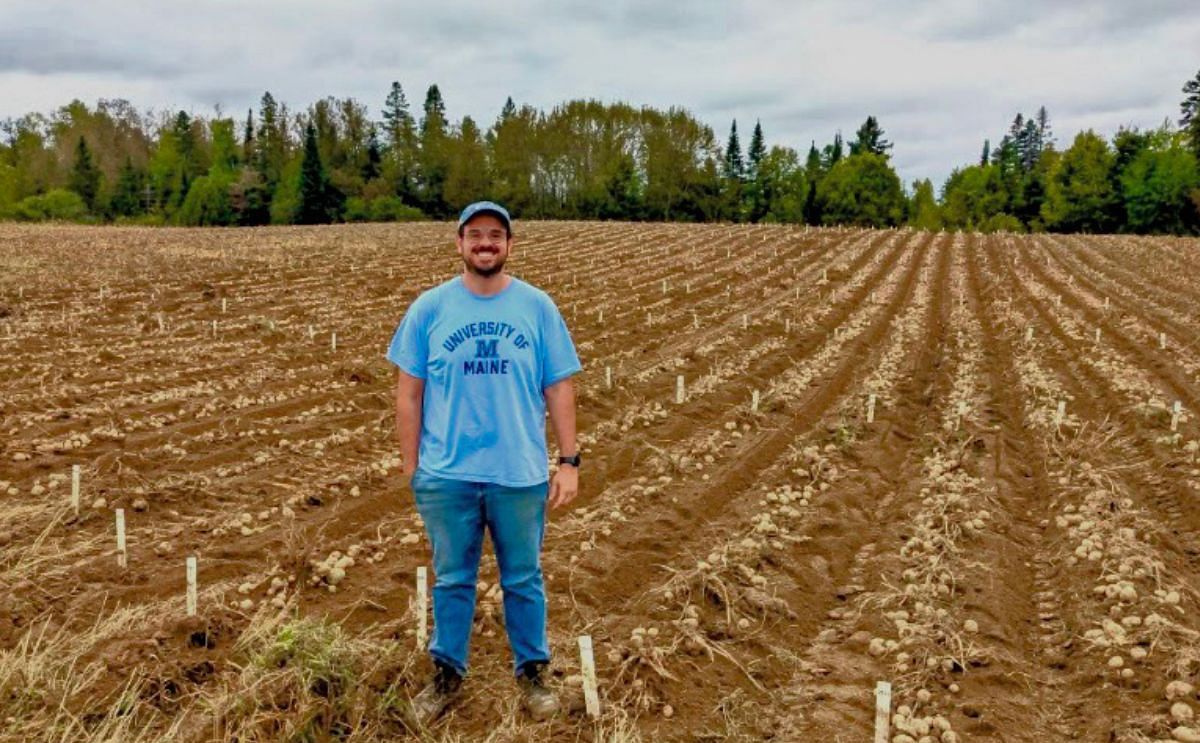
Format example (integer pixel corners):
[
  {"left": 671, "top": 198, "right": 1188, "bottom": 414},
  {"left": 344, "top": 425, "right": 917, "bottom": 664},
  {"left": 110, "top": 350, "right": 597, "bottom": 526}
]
[{"left": 410, "top": 471, "right": 550, "bottom": 677}]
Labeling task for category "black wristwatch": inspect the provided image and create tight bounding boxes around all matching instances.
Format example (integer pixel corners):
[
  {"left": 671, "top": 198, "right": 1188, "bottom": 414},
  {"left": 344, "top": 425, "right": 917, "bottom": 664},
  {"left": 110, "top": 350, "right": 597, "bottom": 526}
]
[{"left": 558, "top": 453, "right": 581, "bottom": 468}]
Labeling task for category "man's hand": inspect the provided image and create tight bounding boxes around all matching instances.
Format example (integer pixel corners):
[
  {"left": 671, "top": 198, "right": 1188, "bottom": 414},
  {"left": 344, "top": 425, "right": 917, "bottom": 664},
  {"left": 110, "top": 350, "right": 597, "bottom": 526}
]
[{"left": 548, "top": 465, "right": 578, "bottom": 510}]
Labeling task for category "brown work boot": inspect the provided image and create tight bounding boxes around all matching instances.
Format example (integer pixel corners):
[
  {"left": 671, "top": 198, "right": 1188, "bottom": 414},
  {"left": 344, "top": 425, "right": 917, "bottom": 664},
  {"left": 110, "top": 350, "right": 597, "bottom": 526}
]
[
  {"left": 517, "top": 660, "right": 560, "bottom": 721},
  {"left": 407, "top": 660, "right": 463, "bottom": 729}
]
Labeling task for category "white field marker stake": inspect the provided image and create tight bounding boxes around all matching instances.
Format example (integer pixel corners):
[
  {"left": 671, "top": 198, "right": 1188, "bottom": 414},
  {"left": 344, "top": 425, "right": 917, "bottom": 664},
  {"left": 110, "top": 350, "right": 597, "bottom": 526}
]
[
  {"left": 308, "top": 324, "right": 314, "bottom": 341},
  {"left": 645, "top": 312, "right": 652, "bottom": 327},
  {"left": 1055, "top": 294, "right": 1062, "bottom": 308},
  {"left": 597, "top": 309, "right": 603, "bottom": 324},
  {"left": 221, "top": 297, "right": 227, "bottom": 313},
  {"left": 416, "top": 566, "right": 429, "bottom": 649},
  {"left": 1104, "top": 296, "right": 1110, "bottom": 309},
  {"left": 605, "top": 366, "right": 612, "bottom": 390},
  {"left": 186, "top": 557, "right": 198, "bottom": 617},
  {"left": 331, "top": 332, "right": 337, "bottom": 352},
  {"left": 662, "top": 279, "right": 668, "bottom": 295},
  {"left": 1171, "top": 401, "right": 1182, "bottom": 432},
  {"left": 1160, "top": 332, "right": 1167, "bottom": 350},
  {"left": 1094, "top": 328, "right": 1101, "bottom": 344},
  {"left": 212, "top": 319, "right": 218, "bottom": 337},
  {"left": 115, "top": 508, "right": 127, "bottom": 568},
  {"left": 675, "top": 375, "right": 686, "bottom": 404},
  {"left": 785, "top": 318, "right": 791, "bottom": 333},
  {"left": 751, "top": 389, "right": 760, "bottom": 413},
  {"left": 822, "top": 268, "right": 828, "bottom": 281},
  {"left": 867, "top": 394, "right": 877, "bottom": 423},
  {"left": 742, "top": 314, "right": 748, "bottom": 330},
  {"left": 579, "top": 635, "right": 601, "bottom": 718},
  {"left": 693, "top": 312, "right": 699, "bottom": 330},
  {"left": 157, "top": 313, "right": 165, "bottom": 332},
  {"left": 1055, "top": 400, "right": 1066, "bottom": 427},
  {"left": 874, "top": 680, "right": 892, "bottom": 743},
  {"left": 1025, "top": 326, "right": 1034, "bottom": 343},
  {"left": 71, "top": 464, "right": 80, "bottom": 514}
]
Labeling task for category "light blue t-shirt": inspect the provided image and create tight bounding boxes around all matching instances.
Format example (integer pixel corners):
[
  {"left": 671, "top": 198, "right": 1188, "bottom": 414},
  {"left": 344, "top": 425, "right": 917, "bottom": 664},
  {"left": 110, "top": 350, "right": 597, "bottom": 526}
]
[{"left": 386, "top": 275, "right": 582, "bottom": 487}]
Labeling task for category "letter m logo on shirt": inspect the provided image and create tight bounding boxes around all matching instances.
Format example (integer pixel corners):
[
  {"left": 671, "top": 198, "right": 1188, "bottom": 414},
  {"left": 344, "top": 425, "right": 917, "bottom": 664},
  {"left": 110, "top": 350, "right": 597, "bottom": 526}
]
[{"left": 474, "top": 339, "right": 500, "bottom": 359}]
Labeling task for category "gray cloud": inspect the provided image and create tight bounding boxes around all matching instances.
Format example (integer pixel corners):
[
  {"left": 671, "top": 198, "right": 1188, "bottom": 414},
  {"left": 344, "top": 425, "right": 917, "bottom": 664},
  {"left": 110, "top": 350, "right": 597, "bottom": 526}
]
[
  {"left": 1, "top": 0, "right": 1197, "bottom": 190},
  {"left": 0, "top": 26, "right": 185, "bottom": 77}
]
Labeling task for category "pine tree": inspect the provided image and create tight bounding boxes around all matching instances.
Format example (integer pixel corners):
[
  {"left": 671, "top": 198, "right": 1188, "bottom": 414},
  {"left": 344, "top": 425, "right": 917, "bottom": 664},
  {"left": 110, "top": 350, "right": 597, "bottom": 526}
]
[
  {"left": 980, "top": 139, "right": 991, "bottom": 166},
  {"left": 382, "top": 82, "right": 415, "bottom": 149},
  {"left": 850, "top": 116, "right": 892, "bottom": 157},
  {"left": 1182, "top": 69, "right": 1200, "bottom": 158},
  {"left": 296, "top": 123, "right": 337, "bottom": 224},
  {"left": 111, "top": 156, "right": 144, "bottom": 216},
  {"left": 822, "top": 132, "right": 844, "bottom": 169},
  {"left": 1035, "top": 107, "right": 1053, "bottom": 148},
  {"left": 804, "top": 141, "right": 823, "bottom": 224},
  {"left": 722, "top": 120, "right": 744, "bottom": 180},
  {"left": 745, "top": 121, "right": 767, "bottom": 221},
  {"left": 363, "top": 125, "right": 382, "bottom": 181},
  {"left": 747, "top": 120, "right": 766, "bottom": 179},
  {"left": 255, "top": 92, "right": 287, "bottom": 194},
  {"left": 419, "top": 84, "right": 450, "bottom": 215},
  {"left": 500, "top": 96, "right": 516, "bottom": 123},
  {"left": 68, "top": 136, "right": 101, "bottom": 211},
  {"left": 242, "top": 109, "right": 254, "bottom": 164}
]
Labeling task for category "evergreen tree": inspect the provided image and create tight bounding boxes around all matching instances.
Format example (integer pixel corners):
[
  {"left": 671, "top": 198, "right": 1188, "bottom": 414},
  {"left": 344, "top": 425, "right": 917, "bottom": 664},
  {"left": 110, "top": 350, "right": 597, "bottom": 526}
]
[
  {"left": 500, "top": 96, "right": 516, "bottom": 123},
  {"left": 419, "top": 84, "right": 450, "bottom": 215},
  {"left": 242, "top": 109, "right": 254, "bottom": 164},
  {"left": 383, "top": 82, "right": 415, "bottom": 146},
  {"left": 362, "top": 125, "right": 382, "bottom": 181},
  {"left": 722, "top": 120, "right": 744, "bottom": 180},
  {"left": 68, "top": 136, "right": 101, "bottom": 211},
  {"left": 745, "top": 120, "right": 767, "bottom": 221},
  {"left": 1035, "top": 107, "right": 1053, "bottom": 149},
  {"left": 296, "top": 123, "right": 339, "bottom": 224},
  {"left": 1181, "top": 68, "right": 1200, "bottom": 158},
  {"left": 110, "top": 156, "right": 144, "bottom": 217},
  {"left": 255, "top": 92, "right": 288, "bottom": 195},
  {"left": 804, "top": 141, "right": 823, "bottom": 224},
  {"left": 381, "top": 82, "right": 419, "bottom": 204},
  {"left": 850, "top": 116, "right": 892, "bottom": 157},
  {"left": 980, "top": 139, "right": 990, "bottom": 166},
  {"left": 822, "top": 132, "right": 844, "bottom": 169},
  {"left": 747, "top": 121, "right": 766, "bottom": 178}
]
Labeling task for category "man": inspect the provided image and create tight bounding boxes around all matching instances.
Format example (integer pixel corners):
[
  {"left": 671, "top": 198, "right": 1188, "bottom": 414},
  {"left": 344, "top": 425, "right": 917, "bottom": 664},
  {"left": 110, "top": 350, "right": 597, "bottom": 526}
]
[{"left": 386, "top": 201, "right": 582, "bottom": 727}]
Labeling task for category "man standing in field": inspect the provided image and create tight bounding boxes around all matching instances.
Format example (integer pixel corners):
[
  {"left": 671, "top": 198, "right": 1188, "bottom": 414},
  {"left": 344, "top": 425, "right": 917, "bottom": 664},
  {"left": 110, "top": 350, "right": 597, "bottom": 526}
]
[{"left": 387, "top": 201, "right": 582, "bottom": 727}]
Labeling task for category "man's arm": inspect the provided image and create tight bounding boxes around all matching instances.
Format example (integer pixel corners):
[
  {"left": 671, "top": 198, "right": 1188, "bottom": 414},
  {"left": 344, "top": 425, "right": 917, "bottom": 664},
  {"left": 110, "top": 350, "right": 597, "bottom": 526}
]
[
  {"left": 396, "top": 370, "right": 424, "bottom": 478},
  {"left": 545, "top": 376, "right": 578, "bottom": 509}
]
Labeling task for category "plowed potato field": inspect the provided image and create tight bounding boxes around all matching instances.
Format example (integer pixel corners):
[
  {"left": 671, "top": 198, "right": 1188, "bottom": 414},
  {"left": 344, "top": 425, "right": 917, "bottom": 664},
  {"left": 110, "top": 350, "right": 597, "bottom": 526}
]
[{"left": 2, "top": 222, "right": 1200, "bottom": 742}]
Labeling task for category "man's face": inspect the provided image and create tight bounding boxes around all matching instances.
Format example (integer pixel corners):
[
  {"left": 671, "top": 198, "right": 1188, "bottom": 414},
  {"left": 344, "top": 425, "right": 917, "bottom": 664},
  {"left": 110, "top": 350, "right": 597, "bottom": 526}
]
[{"left": 456, "top": 214, "right": 511, "bottom": 277}]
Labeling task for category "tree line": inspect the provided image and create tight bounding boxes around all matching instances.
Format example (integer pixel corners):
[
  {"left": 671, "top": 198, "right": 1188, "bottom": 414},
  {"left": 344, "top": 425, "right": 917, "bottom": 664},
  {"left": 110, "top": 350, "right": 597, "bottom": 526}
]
[{"left": 2, "top": 71, "right": 1198, "bottom": 234}]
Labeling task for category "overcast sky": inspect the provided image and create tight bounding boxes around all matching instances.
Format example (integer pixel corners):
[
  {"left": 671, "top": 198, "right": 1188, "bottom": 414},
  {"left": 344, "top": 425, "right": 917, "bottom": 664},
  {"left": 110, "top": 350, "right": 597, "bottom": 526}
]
[{"left": 2, "top": 0, "right": 1198, "bottom": 188}]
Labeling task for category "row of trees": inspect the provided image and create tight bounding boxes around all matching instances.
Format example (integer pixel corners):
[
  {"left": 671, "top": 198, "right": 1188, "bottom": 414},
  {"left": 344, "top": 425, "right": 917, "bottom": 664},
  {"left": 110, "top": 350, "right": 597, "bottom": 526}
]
[{"left": 2, "top": 71, "right": 1199, "bottom": 233}]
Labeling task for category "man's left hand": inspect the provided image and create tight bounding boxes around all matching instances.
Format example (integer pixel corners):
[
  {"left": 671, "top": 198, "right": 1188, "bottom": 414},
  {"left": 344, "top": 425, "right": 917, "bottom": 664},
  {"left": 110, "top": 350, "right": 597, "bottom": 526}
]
[{"left": 549, "top": 465, "right": 579, "bottom": 510}]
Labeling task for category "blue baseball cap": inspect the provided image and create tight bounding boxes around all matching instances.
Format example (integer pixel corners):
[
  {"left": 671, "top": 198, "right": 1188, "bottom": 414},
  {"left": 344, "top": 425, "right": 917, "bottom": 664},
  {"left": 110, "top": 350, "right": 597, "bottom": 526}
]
[{"left": 457, "top": 201, "right": 512, "bottom": 233}]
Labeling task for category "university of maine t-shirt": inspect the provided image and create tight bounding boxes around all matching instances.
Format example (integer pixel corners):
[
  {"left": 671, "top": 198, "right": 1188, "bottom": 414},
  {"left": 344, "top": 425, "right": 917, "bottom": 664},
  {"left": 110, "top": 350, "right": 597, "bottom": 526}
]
[{"left": 386, "top": 275, "right": 582, "bottom": 487}]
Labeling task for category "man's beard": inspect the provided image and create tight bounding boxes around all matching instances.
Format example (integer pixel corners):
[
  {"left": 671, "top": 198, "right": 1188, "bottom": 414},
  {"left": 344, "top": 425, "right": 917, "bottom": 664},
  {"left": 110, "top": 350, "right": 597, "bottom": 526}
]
[{"left": 464, "top": 251, "right": 506, "bottom": 277}]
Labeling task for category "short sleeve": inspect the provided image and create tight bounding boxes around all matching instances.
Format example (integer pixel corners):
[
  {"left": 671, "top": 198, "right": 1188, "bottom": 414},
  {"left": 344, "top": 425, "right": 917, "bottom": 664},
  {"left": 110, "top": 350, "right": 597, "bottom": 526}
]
[
  {"left": 540, "top": 296, "right": 582, "bottom": 388},
  {"left": 386, "top": 298, "right": 429, "bottom": 379}
]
